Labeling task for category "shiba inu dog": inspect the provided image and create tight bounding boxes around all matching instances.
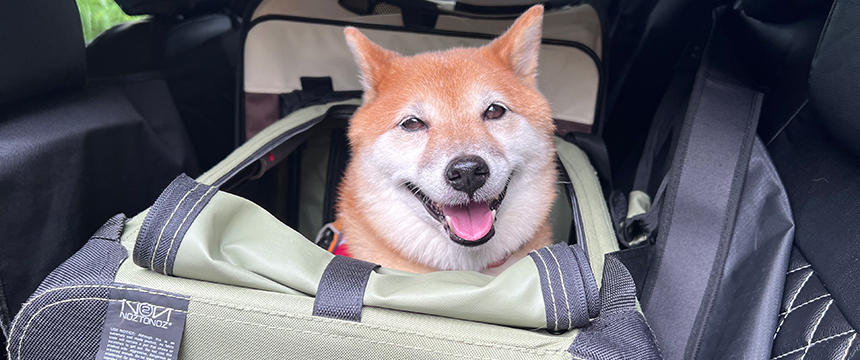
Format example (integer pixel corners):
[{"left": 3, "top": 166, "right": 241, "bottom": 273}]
[{"left": 336, "top": 5, "right": 556, "bottom": 273}]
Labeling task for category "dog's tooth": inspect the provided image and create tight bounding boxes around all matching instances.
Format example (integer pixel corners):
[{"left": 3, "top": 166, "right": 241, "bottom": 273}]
[{"left": 492, "top": 209, "right": 497, "bottom": 220}]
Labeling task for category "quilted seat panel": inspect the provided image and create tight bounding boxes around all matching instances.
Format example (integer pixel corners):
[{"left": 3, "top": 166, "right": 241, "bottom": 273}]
[{"left": 772, "top": 248, "right": 858, "bottom": 360}]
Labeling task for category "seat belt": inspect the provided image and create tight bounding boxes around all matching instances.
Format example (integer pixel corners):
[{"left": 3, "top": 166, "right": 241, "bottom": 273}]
[
  {"left": 637, "top": 8, "right": 764, "bottom": 360},
  {"left": 616, "top": 43, "right": 701, "bottom": 248}
]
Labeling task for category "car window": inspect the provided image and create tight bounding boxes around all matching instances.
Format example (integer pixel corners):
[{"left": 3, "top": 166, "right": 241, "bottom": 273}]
[{"left": 76, "top": 0, "right": 145, "bottom": 42}]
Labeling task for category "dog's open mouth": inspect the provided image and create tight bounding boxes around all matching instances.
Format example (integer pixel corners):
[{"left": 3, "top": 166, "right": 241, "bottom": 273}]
[{"left": 405, "top": 181, "right": 509, "bottom": 247}]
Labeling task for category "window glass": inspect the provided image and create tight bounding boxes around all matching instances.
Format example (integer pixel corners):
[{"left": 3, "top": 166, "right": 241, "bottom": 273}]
[{"left": 76, "top": 0, "right": 145, "bottom": 42}]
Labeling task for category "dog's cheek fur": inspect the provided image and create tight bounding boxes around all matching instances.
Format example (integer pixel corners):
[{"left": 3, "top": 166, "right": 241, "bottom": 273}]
[
  {"left": 366, "top": 130, "right": 427, "bottom": 182},
  {"left": 489, "top": 114, "right": 557, "bottom": 246},
  {"left": 343, "top": 94, "right": 555, "bottom": 271},
  {"left": 355, "top": 115, "right": 555, "bottom": 272},
  {"left": 358, "top": 132, "right": 487, "bottom": 270},
  {"left": 356, "top": 132, "right": 455, "bottom": 256},
  {"left": 341, "top": 92, "right": 555, "bottom": 271}
]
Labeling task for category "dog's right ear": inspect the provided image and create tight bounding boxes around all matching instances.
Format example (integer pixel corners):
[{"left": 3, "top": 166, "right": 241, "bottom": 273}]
[{"left": 344, "top": 27, "right": 399, "bottom": 102}]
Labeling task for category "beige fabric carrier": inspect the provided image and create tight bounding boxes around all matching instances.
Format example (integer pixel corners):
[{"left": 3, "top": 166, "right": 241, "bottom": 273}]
[{"left": 242, "top": 0, "right": 602, "bottom": 138}]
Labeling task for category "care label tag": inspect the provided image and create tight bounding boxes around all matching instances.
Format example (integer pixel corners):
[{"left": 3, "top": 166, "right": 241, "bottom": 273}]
[{"left": 95, "top": 285, "right": 190, "bottom": 360}]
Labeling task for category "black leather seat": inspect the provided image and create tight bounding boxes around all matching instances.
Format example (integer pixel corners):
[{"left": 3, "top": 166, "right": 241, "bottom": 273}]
[
  {"left": 761, "top": 0, "right": 860, "bottom": 358},
  {"left": 0, "top": 0, "right": 198, "bottom": 352}
]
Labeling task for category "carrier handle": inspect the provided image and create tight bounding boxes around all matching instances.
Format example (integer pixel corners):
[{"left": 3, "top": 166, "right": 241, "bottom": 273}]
[
  {"left": 529, "top": 243, "right": 600, "bottom": 332},
  {"left": 313, "top": 256, "right": 380, "bottom": 322}
]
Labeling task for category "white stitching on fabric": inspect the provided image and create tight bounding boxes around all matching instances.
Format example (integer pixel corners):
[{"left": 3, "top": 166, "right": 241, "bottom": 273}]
[
  {"left": 14, "top": 297, "right": 187, "bottom": 360},
  {"left": 771, "top": 263, "right": 858, "bottom": 360},
  {"left": 151, "top": 183, "right": 200, "bottom": 270},
  {"left": 786, "top": 264, "right": 811, "bottom": 275},
  {"left": 11, "top": 285, "right": 569, "bottom": 357},
  {"left": 162, "top": 186, "right": 216, "bottom": 274},
  {"left": 771, "top": 329, "right": 856, "bottom": 360},
  {"left": 799, "top": 299, "right": 833, "bottom": 360},
  {"left": 12, "top": 295, "right": 566, "bottom": 360},
  {"left": 8, "top": 284, "right": 187, "bottom": 340},
  {"left": 14, "top": 297, "right": 107, "bottom": 359},
  {"left": 839, "top": 333, "right": 856, "bottom": 360},
  {"left": 779, "top": 294, "right": 830, "bottom": 316},
  {"left": 532, "top": 250, "right": 560, "bottom": 331},
  {"left": 544, "top": 247, "right": 572, "bottom": 328},
  {"left": 774, "top": 271, "right": 814, "bottom": 339}
]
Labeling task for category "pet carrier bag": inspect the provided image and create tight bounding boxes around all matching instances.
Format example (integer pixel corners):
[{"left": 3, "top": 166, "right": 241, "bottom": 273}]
[{"left": 7, "top": 1, "right": 661, "bottom": 359}]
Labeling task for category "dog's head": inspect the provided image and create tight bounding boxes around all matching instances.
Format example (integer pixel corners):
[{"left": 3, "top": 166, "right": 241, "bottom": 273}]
[{"left": 343, "top": 6, "right": 557, "bottom": 270}]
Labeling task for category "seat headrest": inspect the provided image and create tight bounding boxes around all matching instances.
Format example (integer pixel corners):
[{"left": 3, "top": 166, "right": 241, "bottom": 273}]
[
  {"left": 0, "top": 0, "right": 86, "bottom": 105},
  {"left": 808, "top": 0, "right": 860, "bottom": 156}
]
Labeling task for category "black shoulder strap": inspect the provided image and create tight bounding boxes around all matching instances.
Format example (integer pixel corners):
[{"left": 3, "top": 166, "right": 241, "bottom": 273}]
[{"left": 639, "top": 8, "right": 764, "bottom": 359}]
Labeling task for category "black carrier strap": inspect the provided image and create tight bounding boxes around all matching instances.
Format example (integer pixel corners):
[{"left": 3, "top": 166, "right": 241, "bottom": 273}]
[
  {"left": 529, "top": 244, "right": 600, "bottom": 333},
  {"left": 639, "top": 9, "right": 763, "bottom": 360},
  {"left": 313, "top": 256, "right": 379, "bottom": 322},
  {"left": 568, "top": 254, "right": 662, "bottom": 359}
]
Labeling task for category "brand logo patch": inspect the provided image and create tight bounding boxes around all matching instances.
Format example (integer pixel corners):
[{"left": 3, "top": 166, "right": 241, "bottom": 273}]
[
  {"left": 96, "top": 284, "right": 189, "bottom": 360},
  {"left": 119, "top": 300, "right": 175, "bottom": 329}
]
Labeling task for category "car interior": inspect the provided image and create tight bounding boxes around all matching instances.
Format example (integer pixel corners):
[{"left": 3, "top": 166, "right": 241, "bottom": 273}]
[{"left": 0, "top": 0, "right": 857, "bottom": 359}]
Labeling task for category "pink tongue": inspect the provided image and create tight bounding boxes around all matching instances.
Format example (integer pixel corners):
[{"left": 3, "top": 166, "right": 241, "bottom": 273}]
[{"left": 442, "top": 202, "right": 494, "bottom": 241}]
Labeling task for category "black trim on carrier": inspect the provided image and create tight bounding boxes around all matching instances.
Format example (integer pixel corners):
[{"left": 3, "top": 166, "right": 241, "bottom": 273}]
[
  {"left": 323, "top": 128, "right": 350, "bottom": 224},
  {"left": 135, "top": 174, "right": 218, "bottom": 275}
]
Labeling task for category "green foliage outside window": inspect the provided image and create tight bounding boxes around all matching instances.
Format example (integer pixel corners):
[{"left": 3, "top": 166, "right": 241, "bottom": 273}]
[{"left": 76, "top": 0, "right": 145, "bottom": 42}]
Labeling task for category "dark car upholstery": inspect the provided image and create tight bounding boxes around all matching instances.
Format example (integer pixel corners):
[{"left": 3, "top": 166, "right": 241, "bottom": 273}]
[
  {"left": 767, "top": 0, "right": 860, "bottom": 357},
  {"left": 0, "top": 0, "right": 197, "bottom": 348}
]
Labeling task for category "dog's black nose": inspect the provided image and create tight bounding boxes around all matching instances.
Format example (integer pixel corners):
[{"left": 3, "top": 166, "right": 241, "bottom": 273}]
[{"left": 445, "top": 155, "right": 490, "bottom": 196}]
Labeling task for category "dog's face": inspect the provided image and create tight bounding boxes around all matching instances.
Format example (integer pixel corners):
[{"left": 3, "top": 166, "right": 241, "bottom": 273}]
[{"left": 344, "top": 6, "right": 556, "bottom": 271}]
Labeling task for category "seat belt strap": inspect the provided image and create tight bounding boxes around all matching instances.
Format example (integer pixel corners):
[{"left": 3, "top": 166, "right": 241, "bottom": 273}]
[
  {"left": 614, "top": 43, "right": 701, "bottom": 247},
  {"left": 640, "top": 9, "right": 764, "bottom": 359}
]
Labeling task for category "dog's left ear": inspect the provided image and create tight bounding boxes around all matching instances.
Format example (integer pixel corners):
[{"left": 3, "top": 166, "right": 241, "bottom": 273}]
[{"left": 487, "top": 5, "right": 544, "bottom": 86}]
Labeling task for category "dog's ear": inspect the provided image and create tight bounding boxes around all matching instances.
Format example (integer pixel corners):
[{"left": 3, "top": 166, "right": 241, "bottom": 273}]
[
  {"left": 487, "top": 5, "right": 544, "bottom": 86},
  {"left": 344, "top": 27, "right": 399, "bottom": 102}
]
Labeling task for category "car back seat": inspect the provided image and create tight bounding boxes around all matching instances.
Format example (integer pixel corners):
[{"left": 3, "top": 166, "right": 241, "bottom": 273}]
[
  {"left": 0, "top": 0, "right": 197, "bottom": 352},
  {"left": 86, "top": 12, "right": 240, "bottom": 170}
]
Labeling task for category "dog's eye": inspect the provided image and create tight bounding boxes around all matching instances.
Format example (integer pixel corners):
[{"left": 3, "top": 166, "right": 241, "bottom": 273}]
[
  {"left": 483, "top": 103, "right": 507, "bottom": 120},
  {"left": 399, "top": 117, "right": 427, "bottom": 132}
]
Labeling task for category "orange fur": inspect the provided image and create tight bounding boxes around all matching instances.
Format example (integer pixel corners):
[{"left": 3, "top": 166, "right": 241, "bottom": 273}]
[{"left": 336, "top": 6, "right": 555, "bottom": 273}]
